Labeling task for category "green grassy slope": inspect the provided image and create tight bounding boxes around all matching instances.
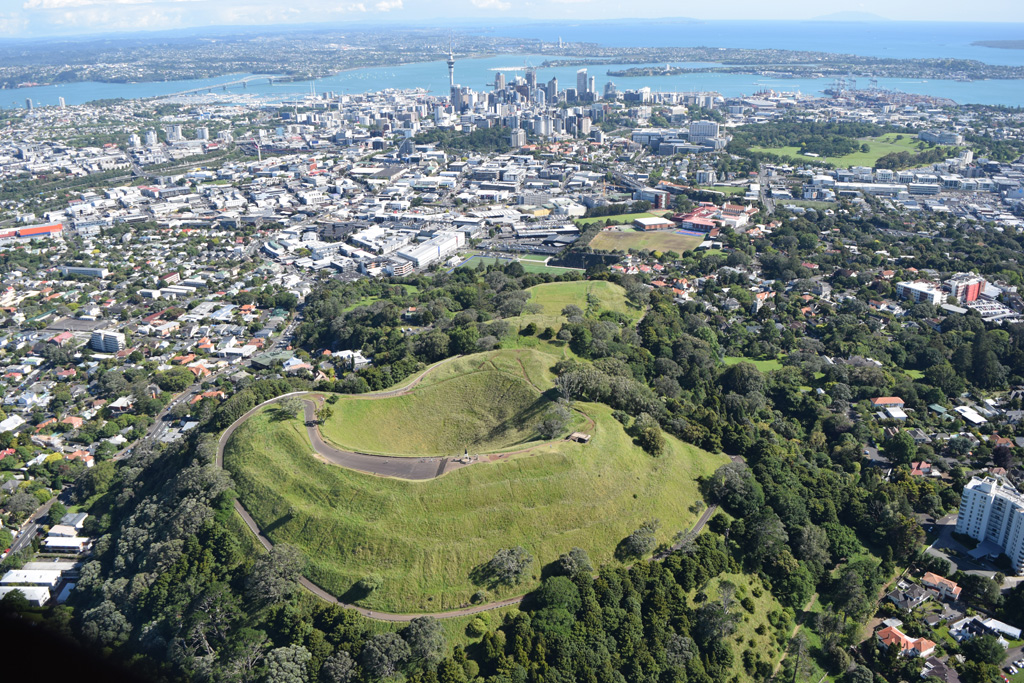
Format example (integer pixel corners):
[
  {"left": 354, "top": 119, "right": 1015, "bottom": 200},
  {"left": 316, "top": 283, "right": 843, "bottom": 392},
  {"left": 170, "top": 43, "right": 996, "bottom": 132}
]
[
  {"left": 224, "top": 401, "right": 728, "bottom": 613},
  {"left": 320, "top": 350, "right": 564, "bottom": 456}
]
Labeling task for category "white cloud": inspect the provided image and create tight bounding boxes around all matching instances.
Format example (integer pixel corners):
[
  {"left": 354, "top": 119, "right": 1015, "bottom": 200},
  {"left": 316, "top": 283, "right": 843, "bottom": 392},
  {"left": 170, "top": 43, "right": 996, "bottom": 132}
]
[
  {"left": 470, "top": 0, "right": 510, "bottom": 9},
  {"left": 0, "top": 11, "right": 28, "bottom": 34},
  {"left": 24, "top": 0, "right": 204, "bottom": 7},
  {"left": 348, "top": 2, "right": 367, "bottom": 10},
  {"left": 549, "top": 0, "right": 592, "bottom": 3},
  {"left": 374, "top": 0, "right": 402, "bottom": 10}
]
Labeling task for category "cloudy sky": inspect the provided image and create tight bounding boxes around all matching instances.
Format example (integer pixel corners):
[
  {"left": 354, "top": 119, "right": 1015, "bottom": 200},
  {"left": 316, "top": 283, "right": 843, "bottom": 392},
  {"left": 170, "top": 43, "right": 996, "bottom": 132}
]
[{"left": 0, "top": 0, "right": 1021, "bottom": 38}]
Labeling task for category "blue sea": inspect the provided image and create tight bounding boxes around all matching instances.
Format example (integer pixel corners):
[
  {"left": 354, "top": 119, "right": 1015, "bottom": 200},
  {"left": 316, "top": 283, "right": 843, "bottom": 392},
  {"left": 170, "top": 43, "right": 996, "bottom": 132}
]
[{"left": 5, "top": 21, "right": 1024, "bottom": 109}]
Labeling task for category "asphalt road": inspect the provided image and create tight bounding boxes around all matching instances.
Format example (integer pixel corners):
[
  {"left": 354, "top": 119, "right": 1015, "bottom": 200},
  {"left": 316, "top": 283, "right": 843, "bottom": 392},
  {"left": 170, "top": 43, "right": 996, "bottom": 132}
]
[
  {"left": 302, "top": 399, "right": 454, "bottom": 480},
  {"left": 925, "top": 513, "right": 999, "bottom": 579},
  {"left": 9, "top": 496, "right": 57, "bottom": 555}
]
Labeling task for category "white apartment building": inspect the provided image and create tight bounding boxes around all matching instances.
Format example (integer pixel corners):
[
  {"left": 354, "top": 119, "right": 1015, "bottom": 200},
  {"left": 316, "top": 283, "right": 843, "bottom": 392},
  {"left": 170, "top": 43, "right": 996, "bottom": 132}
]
[
  {"left": 689, "top": 120, "right": 720, "bottom": 144},
  {"left": 956, "top": 476, "right": 1024, "bottom": 573},
  {"left": 895, "top": 281, "right": 944, "bottom": 305},
  {"left": 90, "top": 329, "right": 126, "bottom": 353}
]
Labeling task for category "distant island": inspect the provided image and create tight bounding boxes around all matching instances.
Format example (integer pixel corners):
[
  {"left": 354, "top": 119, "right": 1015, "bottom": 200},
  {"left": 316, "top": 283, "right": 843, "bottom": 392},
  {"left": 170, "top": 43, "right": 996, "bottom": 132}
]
[{"left": 973, "top": 40, "right": 1024, "bottom": 50}]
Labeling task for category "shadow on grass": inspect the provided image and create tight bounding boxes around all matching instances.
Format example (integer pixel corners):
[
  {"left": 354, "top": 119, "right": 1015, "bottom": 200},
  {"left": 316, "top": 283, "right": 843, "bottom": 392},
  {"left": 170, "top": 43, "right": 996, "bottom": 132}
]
[
  {"left": 262, "top": 511, "right": 293, "bottom": 536},
  {"left": 338, "top": 582, "right": 376, "bottom": 605},
  {"left": 614, "top": 537, "right": 641, "bottom": 562},
  {"left": 268, "top": 407, "right": 301, "bottom": 423}
]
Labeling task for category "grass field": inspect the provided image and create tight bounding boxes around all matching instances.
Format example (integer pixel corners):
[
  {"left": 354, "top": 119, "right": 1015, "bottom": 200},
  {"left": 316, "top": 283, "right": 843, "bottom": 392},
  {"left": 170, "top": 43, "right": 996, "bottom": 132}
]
[
  {"left": 457, "top": 255, "right": 579, "bottom": 276},
  {"left": 575, "top": 212, "right": 657, "bottom": 227},
  {"left": 224, "top": 400, "right": 728, "bottom": 612},
  {"left": 499, "top": 280, "right": 641, "bottom": 364},
  {"left": 529, "top": 279, "right": 637, "bottom": 319},
  {"left": 691, "top": 574, "right": 789, "bottom": 680},
  {"left": 723, "top": 356, "right": 784, "bottom": 372},
  {"left": 320, "top": 350, "right": 571, "bottom": 456},
  {"left": 588, "top": 228, "right": 704, "bottom": 254},
  {"left": 342, "top": 284, "right": 420, "bottom": 313},
  {"left": 749, "top": 133, "right": 933, "bottom": 168}
]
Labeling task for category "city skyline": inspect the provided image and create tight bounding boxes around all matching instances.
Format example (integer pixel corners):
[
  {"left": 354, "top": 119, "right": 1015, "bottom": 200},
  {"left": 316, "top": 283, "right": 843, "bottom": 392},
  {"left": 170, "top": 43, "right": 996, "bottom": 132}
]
[{"left": 1, "top": 1, "right": 1023, "bottom": 38}]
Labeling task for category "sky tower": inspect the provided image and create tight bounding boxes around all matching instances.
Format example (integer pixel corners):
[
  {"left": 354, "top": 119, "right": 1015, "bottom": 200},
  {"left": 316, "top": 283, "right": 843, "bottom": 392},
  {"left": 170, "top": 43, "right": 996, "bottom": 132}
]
[{"left": 447, "top": 38, "right": 455, "bottom": 89}]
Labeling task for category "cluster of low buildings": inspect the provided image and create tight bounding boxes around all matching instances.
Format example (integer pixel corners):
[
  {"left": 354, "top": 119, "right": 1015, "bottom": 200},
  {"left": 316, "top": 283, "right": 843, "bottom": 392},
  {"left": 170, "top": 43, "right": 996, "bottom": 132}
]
[{"left": 0, "top": 512, "right": 88, "bottom": 607}]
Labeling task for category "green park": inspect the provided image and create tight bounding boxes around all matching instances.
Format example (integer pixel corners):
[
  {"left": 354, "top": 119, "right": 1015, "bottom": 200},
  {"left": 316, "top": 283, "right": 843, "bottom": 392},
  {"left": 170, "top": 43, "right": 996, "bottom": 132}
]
[{"left": 221, "top": 281, "right": 727, "bottom": 614}]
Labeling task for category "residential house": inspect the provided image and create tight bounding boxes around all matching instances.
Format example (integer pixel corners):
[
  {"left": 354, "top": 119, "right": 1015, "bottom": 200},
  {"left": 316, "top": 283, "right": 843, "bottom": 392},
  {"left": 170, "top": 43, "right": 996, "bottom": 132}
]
[
  {"left": 920, "top": 657, "right": 960, "bottom": 683},
  {"left": 921, "top": 573, "right": 962, "bottom": 600},
  {"left": 871, "top": 397, "right": 906, "bottom": 408},
  {"left": 109, "top": 395, "right": 134, "bottom": 413},
  {"left": 886, "top": 583, "right": 930, "bottom": 611},
  {"left": 950, "top": 616, "right": 1021, "bottom": 644},
  {"left": 875, "top": 625, "right": 935, "bottom": 657}
]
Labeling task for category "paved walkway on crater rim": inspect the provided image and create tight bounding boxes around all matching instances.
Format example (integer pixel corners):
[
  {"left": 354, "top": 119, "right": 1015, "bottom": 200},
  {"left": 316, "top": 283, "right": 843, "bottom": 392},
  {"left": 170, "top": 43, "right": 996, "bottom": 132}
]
[{"left": 215, "top": 358, "right": 720, "bottom": 621}]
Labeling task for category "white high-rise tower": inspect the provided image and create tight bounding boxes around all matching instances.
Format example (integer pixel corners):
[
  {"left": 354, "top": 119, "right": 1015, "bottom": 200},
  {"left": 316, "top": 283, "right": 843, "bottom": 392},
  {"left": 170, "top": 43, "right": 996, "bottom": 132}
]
[{"left": 447, "top": 38, "right": 455, "bottom": 88}]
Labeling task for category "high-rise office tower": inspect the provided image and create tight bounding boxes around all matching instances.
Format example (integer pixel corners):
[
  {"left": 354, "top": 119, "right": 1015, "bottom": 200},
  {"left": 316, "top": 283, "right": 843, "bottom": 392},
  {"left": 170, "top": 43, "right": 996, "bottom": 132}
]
[
  {"left": 525, "top": 68, "right": 537, "bottom": 89},
  {"left": 576, "top": 69, "right": 588, "bottom": 96},
  {"left": 547, "top": 77, "right": 558, "bottom": 102}
]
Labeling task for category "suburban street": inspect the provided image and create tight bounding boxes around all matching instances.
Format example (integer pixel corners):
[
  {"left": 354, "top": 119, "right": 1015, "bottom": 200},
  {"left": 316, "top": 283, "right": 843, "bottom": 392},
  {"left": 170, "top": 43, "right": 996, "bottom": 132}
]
[
  {"left": 9, "top": 496, "right": 57, "bottom": 555},
  {"left": 114, "top": 315, "right": 300, "bottom": 461}
]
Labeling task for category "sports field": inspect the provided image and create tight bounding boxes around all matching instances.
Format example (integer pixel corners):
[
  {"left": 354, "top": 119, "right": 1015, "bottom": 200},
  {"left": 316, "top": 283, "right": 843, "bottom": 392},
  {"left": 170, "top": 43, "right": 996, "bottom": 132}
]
[
  {"left": 588, "top": 228, "right": 704, "bottom": 253},
  {"left": 224, "top": 400, "right": 727, "bottom": 613}
]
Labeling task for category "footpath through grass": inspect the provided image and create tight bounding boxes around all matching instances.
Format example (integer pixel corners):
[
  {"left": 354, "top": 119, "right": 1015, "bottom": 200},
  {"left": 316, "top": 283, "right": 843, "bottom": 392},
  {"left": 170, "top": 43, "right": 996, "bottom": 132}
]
[{"left": 224, "top": 400, "right": 728, "bottom": 613}]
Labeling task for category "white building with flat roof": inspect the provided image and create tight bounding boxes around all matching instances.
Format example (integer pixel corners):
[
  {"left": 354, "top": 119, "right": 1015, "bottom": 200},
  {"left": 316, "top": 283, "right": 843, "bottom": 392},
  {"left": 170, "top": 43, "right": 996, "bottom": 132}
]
[
  {"left": 0, "top": 586, "right": 51, "bottom": 606},
  {"left": 90, "top": 329, "right": 125, "bottom": 353},
  {"left": 42, "top": 537, "right": 91, "bottom": 553},
  {"left": 0, "top": 569, "right": 62, "bottom": 587},
  {"left": 896, "top": 281, "right": 944, "bottom": 306},
  {"left": 956, "top": 476, "right": 1024, "bottom": 573},
  {"left": 396, "top": 232, "right": 465, "bottom": 269}
]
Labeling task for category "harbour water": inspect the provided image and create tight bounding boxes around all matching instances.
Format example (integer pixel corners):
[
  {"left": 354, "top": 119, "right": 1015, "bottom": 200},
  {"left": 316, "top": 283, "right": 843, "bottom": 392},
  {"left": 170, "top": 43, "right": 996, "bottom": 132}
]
[{"left": 5, "top": 21, "right": 1024, "bottom": 109}]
